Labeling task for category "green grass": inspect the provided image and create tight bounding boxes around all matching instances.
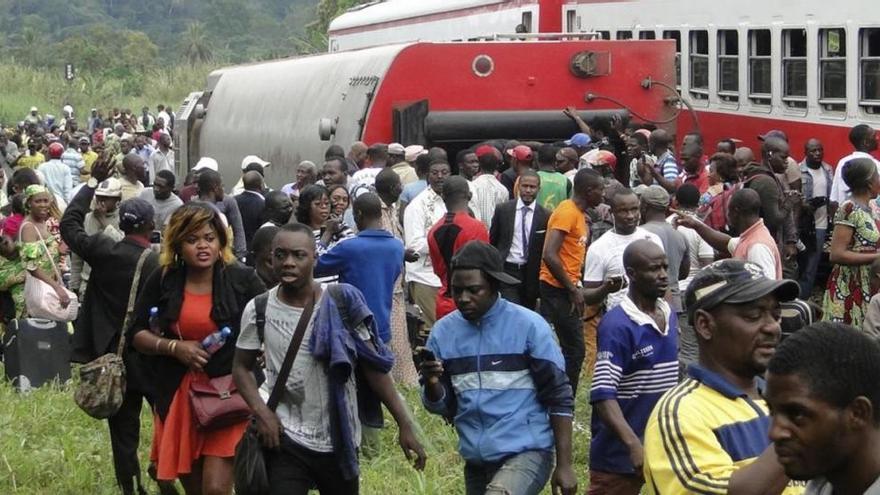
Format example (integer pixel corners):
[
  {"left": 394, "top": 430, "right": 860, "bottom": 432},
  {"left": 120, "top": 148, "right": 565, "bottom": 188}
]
[
  {"left": 0, "top": 63, "right": 220, "bottom": 127},
  {"left": 0, "top": 365, "right": 592, "bottom": 494}
]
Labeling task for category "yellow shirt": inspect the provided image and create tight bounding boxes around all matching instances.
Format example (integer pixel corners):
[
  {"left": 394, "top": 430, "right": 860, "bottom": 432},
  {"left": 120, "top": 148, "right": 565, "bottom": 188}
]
[
  {"left": 643, "top": 366, "right": 806, "bottom": 495},
  {"left": 16, "top": 152, "right": 44, "bottom": 170}
]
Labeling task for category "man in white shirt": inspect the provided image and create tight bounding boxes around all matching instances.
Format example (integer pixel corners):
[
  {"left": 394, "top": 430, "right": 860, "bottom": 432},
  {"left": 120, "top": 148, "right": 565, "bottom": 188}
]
[
  {"left": 349, "top": 143, "right": 387, "bottom": 198},
  {"left": 403, "top": 160, "right": 450, "bottom": 331},
  {"left": 469, "top": 146, "right": 510, "bottom": 229},
  {"left": 582, "top": 189, "right": 664, "bottom": 310},
  {"left": 39, "top": 142, "right": 72, "bottom": 202},
  {"left": 829, "top": 124, "right": 879, "bottom": 205}
]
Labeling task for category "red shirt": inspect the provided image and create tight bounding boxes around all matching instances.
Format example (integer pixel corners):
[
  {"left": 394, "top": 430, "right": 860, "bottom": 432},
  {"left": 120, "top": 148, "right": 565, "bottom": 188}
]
[
  {"left": 428, "top": 211, "right": 490, "bottom": 319},
  {"left": 677, "top": 167, "right": 710, "bottom": 194}
]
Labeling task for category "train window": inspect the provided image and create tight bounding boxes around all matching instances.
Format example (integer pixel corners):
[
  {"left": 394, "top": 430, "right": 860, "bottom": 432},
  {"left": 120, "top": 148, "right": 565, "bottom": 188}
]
[
  {"left": 566, "top": 10, "right": 579, "bottom": 33},
  {"left": 749, "top": 29, "right": 772, "bottom": 105},
  {"left": 860, "top": 28, "right": 880, "bottom": 113},
  {"left": 639, "top": 31, "right": 656, "bottom": 40},
  {"left": 718, "top": 30, "right": 739, "bottom": 101},
  {"left": 690, "top": 30, "right": 709, "bottom": 99},
  {"left": 617, "top": 31, "right": 633, "bottom": 40},
  {"left": 596, "top": 30, "right": 611, "bottom": 40},
  {"left": 520, "top": 12, "right": 533, "bottom": 34},
  {"left": 663, "top": 30, "right": 682, "bottom": 87},
  {"left": 783, "top": 29, "right": 808, "bottom": 109},
  {"left": 820, "top": 28, "right": 847, "bottom": 111}
]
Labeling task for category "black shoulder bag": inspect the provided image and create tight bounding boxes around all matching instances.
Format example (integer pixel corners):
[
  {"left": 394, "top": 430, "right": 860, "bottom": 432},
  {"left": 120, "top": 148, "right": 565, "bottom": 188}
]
[{"left": 234, "top": 288, "right": 316, "bottom": 495}]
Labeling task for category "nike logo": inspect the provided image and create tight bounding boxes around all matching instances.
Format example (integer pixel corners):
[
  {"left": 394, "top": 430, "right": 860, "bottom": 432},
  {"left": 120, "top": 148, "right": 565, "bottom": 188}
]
[{"left": 490, "top": 360, "right": 502, "bottom": 366}]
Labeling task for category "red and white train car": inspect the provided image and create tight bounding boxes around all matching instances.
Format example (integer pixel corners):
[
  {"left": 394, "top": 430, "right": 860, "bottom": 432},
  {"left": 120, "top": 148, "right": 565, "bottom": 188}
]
[
  {"left": 176, "top": 39, "right": 676, "bottom": 188},
  {"left": 329, "top": 0, "right": 880, "bottom": 163}
]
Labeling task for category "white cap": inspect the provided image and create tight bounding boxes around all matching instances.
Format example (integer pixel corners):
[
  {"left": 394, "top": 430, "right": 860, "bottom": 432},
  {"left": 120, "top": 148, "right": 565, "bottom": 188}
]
[
  {"left": 404, "top": 144, "right": 427, "bottom": 163},
  {"left": 194, "top": 157, "right": 219, "bottom": 172},
  {"left": 240, "top": 155, "right": 270, "bottom": 170},
  {"left": 63, "top": 105, "right": 74, "bottom": 116},
  {"left": 95, "top": 178, "right": 122, "bottom": 198},
  {"left": 388, "top": 143, "right": 405, "bottom": 155},
  {"left": 30, "top": 106, "right": 38, "bottom": 112}
]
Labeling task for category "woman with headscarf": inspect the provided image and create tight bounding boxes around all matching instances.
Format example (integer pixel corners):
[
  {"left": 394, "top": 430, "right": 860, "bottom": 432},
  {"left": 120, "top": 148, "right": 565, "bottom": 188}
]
[
  {"left": 823, "top": 158, "right": 880, "bottom": 326},
  {"left": 18, "top": 184, "right": 68, "bottom": 311}
]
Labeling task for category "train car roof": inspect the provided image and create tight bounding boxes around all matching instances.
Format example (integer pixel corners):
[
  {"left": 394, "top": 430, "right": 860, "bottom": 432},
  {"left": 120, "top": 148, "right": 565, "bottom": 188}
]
[{"left": 329, "top": 0, "right": 506, "bottom": 32}]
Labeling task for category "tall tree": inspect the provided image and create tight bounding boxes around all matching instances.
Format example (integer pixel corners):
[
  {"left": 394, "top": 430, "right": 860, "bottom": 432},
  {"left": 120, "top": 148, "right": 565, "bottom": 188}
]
[{"left": 182, "top": 21, "right": 212, "bottom": 64}]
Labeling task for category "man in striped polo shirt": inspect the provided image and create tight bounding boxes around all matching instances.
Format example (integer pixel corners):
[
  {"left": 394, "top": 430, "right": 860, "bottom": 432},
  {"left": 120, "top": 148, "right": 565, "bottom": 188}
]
[
  {"left": 589, "top": 239, "right": 679, "bottom": 494},
  {"left": 643, "top": 259, "right": 805, "bottom": 495}
]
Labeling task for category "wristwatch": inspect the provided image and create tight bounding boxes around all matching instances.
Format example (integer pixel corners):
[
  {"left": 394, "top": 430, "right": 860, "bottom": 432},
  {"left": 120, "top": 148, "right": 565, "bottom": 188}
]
[{"left": 87, "top": 177, "right": 99, "bottom": 188}]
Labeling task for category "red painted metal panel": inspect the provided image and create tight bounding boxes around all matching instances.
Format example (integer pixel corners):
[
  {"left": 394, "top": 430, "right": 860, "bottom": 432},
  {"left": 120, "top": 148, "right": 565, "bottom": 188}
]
[{"left": 361, "top": 40, "right": 676, "bottom": 144}]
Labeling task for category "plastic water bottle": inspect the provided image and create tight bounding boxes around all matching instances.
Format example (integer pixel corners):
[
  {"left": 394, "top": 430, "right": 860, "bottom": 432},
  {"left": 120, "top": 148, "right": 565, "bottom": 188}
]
[
  {"left": 201, "top": 327, "right": 232, "bottom": 354},
  {"left": 148, "top": 307, "right": 161, "bottom": 334}
]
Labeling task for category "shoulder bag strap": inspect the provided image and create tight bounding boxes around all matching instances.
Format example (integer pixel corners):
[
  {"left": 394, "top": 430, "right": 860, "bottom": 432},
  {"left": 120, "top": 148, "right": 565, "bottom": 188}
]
[
  {"left": 116, "top": 249, "right": 152, "bottom": 356},
  {"left": 254, "top": 292, "right": 269, "bottom": 343},
  {"left": 21, "top": 220, "right": 64, "bottom": 282},
  {"left": 265, "top": 286, "right": 317, "bottom": 411}
]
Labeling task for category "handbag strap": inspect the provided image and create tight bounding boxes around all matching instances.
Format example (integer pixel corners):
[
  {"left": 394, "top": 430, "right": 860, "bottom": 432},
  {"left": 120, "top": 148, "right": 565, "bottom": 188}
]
[
  {"left": 265, "top": 285, "right": 317, "bottom": 411},
  {"left": 21, "top": 220, "right": 63, "bottom": 282},
  {"left": 116, "top": 249, "right": 152, "bottom": 356}
]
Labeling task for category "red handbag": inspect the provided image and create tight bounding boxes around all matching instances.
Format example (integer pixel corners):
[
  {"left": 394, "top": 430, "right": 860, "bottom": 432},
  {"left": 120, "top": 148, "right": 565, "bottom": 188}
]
[{"left": 189, "top": 374, "right": 251, "bottom": 430}]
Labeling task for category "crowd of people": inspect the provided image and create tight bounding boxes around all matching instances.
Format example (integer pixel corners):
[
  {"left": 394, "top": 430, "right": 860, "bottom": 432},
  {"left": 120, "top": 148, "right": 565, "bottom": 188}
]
[{"left": 2, "top": 101, "right": 880, "bottom": 495}]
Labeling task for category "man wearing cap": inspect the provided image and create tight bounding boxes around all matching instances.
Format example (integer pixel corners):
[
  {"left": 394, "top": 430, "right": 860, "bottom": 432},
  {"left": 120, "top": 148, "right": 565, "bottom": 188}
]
[
  {"left": 231, "top": 155, "right": 270, "bottom": 196},
  {"left": 540, "top": 168, "right": 606, "bottom": 394},
  {"left": 70, "top": 176, "right": 123, "bottom": 296},
  {"left": 61, "top": 156, "right": 159, "bottom": 495},
  {"left": 180, "top": 156, "right": 217, "bottom": 203},
  {"left": 500, "top": 144, "right": 533, "bottom": 197},
  {"left": 38, "top": 141, "right": 72, "bottom": 201},
  {"left": 78, "top": 136, "right": 97, "bottom": 182},
  {"left": 640, "top": 185, "right": 690, "bottom": 312},
  {"left": 428, "top": 176, "right": 489, "bottom": 320},
  {"left": 24, "top": 106, "right": 41, "bottom": 126},
  {"left": 566, "top": 133, "right": 593, "bottom": 156},
  {"left": 642, "top": 259, "right": 805, "bottom": 495},
  {"left": 148, "top": 134, "right": 174, "bottom": 184},
  {"left": 399, "top": 145, "right": 426, "bottom": 186},
  {"left": 589, "top": 239, "right": 678, "bottom": 495},
  {"left": 490, "top": 169, "right": 549, "bottom": 311},
  {"left": 421, "top": 240, "right": 577, "bottom": 495},
  {"left": 388, "top": 143, "right": 417, "bottom": 184},
  {"left": 469, "top": 146, "right": 510, "bottom": 229}
]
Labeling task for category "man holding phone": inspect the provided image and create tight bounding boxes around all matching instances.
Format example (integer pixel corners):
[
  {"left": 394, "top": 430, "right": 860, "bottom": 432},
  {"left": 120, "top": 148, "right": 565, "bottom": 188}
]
[{"left": 422, "top": 241, "right": 577, "bottom": 495}]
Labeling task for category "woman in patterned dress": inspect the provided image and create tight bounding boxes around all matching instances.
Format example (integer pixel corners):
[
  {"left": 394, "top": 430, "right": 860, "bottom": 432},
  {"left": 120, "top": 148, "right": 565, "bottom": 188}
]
[
  {"left": 18, "top": 185, "right": 67, "bottom": 314},
  {"left": 823, "top": 158, "right": 880, "bottom": 327}
]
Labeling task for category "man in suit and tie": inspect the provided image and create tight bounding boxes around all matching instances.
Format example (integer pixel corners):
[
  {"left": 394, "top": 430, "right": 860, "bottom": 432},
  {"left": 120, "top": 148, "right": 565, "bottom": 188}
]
[
  {"left": 234, "top": 170, "right": 266, "bottom": 253},
  {"left": 490, "top": 170, "right": 549, "bottom": 311}
]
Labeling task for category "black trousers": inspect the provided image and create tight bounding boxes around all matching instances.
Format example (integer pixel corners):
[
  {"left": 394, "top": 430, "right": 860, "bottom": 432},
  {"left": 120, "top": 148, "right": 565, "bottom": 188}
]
[
  {"left": 539, "top": 281, "right": 585, "bottom": 394},
  {"left": 108, "top": 386, "right": 147, "bottom": 495},
  {"left": 267, "top": 434, "right": 359, "bottom": 495},
  {"left": 500, "top": 262, "right": 540, "bottom": 311}
]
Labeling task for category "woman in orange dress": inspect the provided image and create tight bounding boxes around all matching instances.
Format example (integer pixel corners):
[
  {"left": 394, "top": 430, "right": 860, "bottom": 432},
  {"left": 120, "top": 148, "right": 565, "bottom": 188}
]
[{"left": 131, "top": 202, "right": 265, "bottom": 494}]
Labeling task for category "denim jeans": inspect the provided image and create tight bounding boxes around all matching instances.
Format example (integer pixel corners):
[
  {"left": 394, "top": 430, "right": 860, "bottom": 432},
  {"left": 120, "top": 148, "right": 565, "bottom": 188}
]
[
  {"left": 464, "top": 450, "right": 554, "bottom": 495},
  {"left": 539, "top": 282, "right": 585, "bottom": 394},
  {"left": 798, "top": 228, "right": 826, "bottom": 299}
]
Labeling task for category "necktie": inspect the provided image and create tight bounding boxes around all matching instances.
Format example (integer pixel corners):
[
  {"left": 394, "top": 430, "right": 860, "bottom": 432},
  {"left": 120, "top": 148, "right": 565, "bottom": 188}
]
[{"left": 521, "top": 205, "right": 530, "bottom": 254}]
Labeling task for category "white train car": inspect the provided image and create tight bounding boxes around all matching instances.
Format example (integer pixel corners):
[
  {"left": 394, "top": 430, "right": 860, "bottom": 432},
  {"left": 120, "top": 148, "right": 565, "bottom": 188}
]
[{"left": 563, "top": 0, "right": 880, "bottom": 161}]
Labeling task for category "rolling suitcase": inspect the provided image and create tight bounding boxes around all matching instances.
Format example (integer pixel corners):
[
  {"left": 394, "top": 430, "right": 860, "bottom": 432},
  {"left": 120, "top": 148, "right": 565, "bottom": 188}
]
[{"left": 2, "top": 318, "right": 71, "bottom": 392}]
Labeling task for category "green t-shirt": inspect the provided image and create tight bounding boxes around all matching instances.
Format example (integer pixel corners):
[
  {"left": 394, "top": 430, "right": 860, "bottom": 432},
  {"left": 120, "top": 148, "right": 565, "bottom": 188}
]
[{"left": 536, "top": 170, "right": 572, "bottom": 211}]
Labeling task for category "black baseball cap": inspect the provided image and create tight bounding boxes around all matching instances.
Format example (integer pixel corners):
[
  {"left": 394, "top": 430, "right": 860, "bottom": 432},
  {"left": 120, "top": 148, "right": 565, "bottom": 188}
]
[
  {"left": 450, "top": 241, "right": 520, "bottom": 285},
  {"left": 685, "top": 259, "right": 799, "bottom": 325}
]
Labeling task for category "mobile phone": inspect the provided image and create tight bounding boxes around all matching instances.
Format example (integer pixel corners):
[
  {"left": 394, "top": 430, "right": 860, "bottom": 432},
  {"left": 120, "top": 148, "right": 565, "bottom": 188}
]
[
  {"left": 417, "top": 347, "right": 436, "bottom": 362},
  {"left": 150, "top": 230, "right": 161, "bottom": 244}
]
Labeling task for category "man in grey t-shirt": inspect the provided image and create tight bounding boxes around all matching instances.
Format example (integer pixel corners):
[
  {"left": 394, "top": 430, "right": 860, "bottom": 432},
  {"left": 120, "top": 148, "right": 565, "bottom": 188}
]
[
  {"left": 139, "top": 170, "right": 182, "bottom": 233},
  {"left": 639, "top": 186, "right": 689, "bottom": 312},
  {"left": 232, "top": 223, "right": 425, "bottom": 493}
]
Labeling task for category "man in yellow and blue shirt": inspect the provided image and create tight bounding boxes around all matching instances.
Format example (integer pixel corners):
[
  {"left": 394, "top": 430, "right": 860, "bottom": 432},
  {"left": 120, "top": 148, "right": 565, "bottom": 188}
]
[{"left": 643, "top": 259, "right": 806, "bottom": 494}]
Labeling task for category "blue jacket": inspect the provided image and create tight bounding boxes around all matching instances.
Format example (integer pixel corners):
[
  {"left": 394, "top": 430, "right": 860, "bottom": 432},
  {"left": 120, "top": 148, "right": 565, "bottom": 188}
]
[
  {"left": 310, "top": 283, "right": 394, "bottom": 480},
  {"left": 314, "top": 229, "right": 403, "bottom": 342},
  {"left": 423, "top": 296, "right": 573, "bottom": 464}
]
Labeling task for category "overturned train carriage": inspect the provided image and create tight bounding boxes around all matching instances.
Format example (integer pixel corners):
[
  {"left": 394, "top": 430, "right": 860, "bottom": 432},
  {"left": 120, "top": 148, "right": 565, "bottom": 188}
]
[{"left": 175, "top": 39, "right": 678, "bottom": 189}]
